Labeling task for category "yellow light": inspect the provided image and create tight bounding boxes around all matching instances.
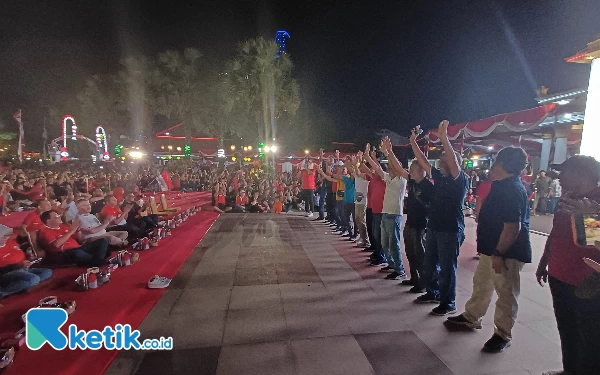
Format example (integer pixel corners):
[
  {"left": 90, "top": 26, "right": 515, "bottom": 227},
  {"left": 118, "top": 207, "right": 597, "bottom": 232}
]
[
  {"left": 305, "top": 149, "right": 310, "bottom": 154},
  {"left": 129, "top": 151, "right": 143, "bottom": 159},
  {"left": 176, "top": 146, "right": 182, "bottom": 151},
  {"left": 243, "top": 146, "right": 248, "bottom": 151},
  {"left": 472, "top": 155, "right": 479, "bottom": 160},
  {"left": 176, "top": 156, "right": 181, "bottom": 160},
  {"left": 168, "top": 145, "right": 173, "bottom": 150},
  {"left": 232, "top": 156, "right": 237, "bottom": 162},
  {"left": 230, "top": 145, "right": 236, "bottom": 150},
  {"left": 248, "top": 146, "right": 252, "bottom": 151}
]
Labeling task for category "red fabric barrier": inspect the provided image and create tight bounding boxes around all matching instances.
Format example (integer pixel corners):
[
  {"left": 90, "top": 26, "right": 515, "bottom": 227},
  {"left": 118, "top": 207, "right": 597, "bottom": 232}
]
[{"left": 0, "top": 192, "right": 218, "bottom": 375}]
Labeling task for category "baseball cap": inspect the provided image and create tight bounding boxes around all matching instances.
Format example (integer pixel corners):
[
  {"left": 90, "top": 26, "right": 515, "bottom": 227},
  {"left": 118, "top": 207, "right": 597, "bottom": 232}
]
[{"left": 551, "top": 155, "right": 600, "bottom": 182}]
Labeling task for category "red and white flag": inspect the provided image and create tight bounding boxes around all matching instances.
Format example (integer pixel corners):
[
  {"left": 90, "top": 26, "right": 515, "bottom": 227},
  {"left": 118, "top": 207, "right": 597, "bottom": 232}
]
[{"left": 13, "top": 109, "right": 24, "bottom": 162}]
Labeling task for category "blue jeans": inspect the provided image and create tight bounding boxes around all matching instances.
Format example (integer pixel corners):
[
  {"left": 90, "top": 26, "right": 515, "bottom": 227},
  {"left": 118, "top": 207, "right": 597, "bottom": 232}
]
[
  {"left": 381, "top": 214, "right": 405, "bottom": 274},
  {"left": 341, "top": 202, "right": 354, "bottom": 234},
  {"left": 371, "top": 213, "right": 385, "bottom": 262},
  {"left": 63, "top": 238, "right": 110, "bottom": 267},
  {"left": 318, "top": 187, "right": 327, "bottom": 219},
  {"left": 334, "top": 201, "right": 343, "bottom": 227},
  {"left": 422, "top": 230, "right": 465, "bottom": 309},
  {"left": 0, "top": 268, "right": 53, "bottom": 299}
]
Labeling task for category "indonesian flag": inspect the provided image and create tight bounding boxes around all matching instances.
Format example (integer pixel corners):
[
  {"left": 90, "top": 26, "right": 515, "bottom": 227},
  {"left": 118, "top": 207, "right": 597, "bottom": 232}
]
[
  {"left": 160, "top": 171, "right": 175, "bottom": 191},
  {"left": 13, "top": 109, "right": 24, "bottom": 162}
]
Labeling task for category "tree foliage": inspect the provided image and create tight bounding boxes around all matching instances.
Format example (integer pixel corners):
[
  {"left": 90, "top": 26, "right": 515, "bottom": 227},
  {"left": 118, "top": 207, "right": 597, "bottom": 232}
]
[
  {"left": 69, "top": 39, "right": 300, "bottom": 147},
  {"left": 225, "top": 37, "right": 300, "bottom": 143}
]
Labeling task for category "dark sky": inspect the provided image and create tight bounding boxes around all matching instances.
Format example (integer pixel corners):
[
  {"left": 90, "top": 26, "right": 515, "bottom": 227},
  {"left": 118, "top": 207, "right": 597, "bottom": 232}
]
[{"left": 0, "top": 0, "right": 599, "bottom": 147}]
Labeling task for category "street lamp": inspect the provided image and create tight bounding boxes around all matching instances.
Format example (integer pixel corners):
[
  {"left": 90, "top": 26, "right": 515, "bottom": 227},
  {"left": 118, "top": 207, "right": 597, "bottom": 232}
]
[
  {"left": 305, "top": 149, "right": 310, "bottom": 155},
  {"left": 230, "top": 145, "right": 236, "bottom": 151}
]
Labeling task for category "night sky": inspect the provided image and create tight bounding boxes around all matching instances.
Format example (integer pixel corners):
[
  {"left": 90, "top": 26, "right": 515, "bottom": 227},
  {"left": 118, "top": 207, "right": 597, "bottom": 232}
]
[{"left": 0, "top": 0, "right": 599, "bottom": 148}]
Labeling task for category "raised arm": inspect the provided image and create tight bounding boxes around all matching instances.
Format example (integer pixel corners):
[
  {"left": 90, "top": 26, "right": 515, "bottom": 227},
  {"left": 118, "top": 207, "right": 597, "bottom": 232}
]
[
  {"left": 363, "top": 143, "right": 384, "bottom": 180},
  {"left": 381, "top": 137, "right": 409, "bottom": 180},
  {"left": 409, "top": 125, "right": 432, "bottom": 176},
  {"left": 432, "top": 120, "right": 460, "bottom": 179},
  {"left": 317, "top": 166, "right": 337, "bottom": 183},
  {"left": 353, "top": 151, "right": 368, "bottom": 179}
]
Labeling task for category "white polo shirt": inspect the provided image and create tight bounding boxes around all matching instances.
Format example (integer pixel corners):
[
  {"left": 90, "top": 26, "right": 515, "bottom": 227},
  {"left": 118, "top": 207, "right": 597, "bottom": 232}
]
[
  {"left": 76, "top": 213, "right": 106, "bottom": 239},
  {"left": 382, "top": 172, "right": 407, "bottom": 215},
  {"left": 354, "top": 176, "right": 369, "bottom": 206}
]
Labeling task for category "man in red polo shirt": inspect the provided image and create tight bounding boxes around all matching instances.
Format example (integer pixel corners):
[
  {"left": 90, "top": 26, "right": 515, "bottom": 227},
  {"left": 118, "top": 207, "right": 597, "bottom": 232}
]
[
  {"left": 39, "top": 210, "right": 109, "bottom": 267},
  {"left": 301, "top": 157, "right": 317, "bottom": 217},
  {"left": 22, "top": 199, "right": 52, "bottom": 232},
  {"left": 536, "top": 156, "right": 600, "bottom": 375}
]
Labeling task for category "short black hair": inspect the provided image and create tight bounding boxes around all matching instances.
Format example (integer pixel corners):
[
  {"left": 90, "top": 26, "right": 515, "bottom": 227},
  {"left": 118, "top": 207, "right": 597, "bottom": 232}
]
[
  {"left": 40, "top": 210, "right": 60, "bottom": 224},
  {"left": 495, "top": 147, "right": 528, "bottom": 176}
]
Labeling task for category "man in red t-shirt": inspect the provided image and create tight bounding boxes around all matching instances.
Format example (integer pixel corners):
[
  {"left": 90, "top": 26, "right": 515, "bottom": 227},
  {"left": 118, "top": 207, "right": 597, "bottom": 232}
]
[
  {"left": 39, "top": 210, "right": 109, "bottom": 267},
  {"left": 301, "top": 157, "right": 317, "bottom": 217},
  {"left": 536, "top": 156, "right": 600, "bottom": 375},
  {"left": 364, "top": 155, "right": 387, "bottom": 266},
  {"left": 0, "top": 225, "right": 53, "bottom": 298},
  {"left": 22, "top": 199, "right": 52, "bottom": 232}
]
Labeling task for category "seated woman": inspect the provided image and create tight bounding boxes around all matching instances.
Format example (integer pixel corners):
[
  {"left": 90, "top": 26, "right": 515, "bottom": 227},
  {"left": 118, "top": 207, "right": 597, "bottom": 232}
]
[
  {"left": 38, "top": 211, "right": 110, "bottom": 267},
  {"left": 0, "top": 225, "right": 52, "bottom": 299}
]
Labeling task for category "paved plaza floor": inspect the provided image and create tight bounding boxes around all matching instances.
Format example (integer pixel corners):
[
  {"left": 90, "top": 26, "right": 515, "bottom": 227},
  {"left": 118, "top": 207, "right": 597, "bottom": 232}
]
[{"left": 106, "top": 214, "right": 560, "bottom": 375}]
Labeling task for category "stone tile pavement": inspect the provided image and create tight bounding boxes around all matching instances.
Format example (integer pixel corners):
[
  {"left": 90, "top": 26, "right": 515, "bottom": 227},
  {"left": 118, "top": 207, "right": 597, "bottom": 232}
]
[{"left": 105, "top": 214, "right": 561, "bottom": 375}]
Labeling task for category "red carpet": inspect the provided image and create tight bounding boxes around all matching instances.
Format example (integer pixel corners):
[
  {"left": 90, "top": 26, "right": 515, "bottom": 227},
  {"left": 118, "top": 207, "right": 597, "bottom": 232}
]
[{"left": 0, "top": 192, "right": 219, "bottom": 375}]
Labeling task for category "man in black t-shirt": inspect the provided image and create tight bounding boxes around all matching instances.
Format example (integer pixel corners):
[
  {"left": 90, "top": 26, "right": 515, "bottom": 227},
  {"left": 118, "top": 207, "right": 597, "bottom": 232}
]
[
  {"left": 401, "top": 160, "right": 434, "bottom": 293},
  {"left": 447, "top": 147, "right": 531, "bottom": 353},
  {"left": 410, "top": 121, "right": 469, "bottom": 316}
]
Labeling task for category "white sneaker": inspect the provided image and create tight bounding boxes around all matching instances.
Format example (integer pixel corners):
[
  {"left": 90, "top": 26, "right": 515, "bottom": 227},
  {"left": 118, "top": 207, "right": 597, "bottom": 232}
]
[
  {"left": 148, "top": 275, "right": 172, "bottom": 289},
  {"left": 307, "top": 212, "right": 314, "bottom": 217},
  {"left": 341, "top": 230, "right": 349, "bottom": 236}
]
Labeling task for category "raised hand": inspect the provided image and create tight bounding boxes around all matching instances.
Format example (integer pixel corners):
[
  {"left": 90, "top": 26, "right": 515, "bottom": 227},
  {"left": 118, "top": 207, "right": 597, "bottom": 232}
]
[
  {"left": 410, "top": 125, "right": 422, "bottom": 142},
  {"left": 365, "top": 143, "right": 371, "bottom": 158},
  {"left": 356, "top": 150, "right": 364, "bottom": 162},
  {"left": 431, "top": 120, "right": 449, "bottom": 139},
  {"left": 382, "top": 136, "right": 393, "bottom": 153}
]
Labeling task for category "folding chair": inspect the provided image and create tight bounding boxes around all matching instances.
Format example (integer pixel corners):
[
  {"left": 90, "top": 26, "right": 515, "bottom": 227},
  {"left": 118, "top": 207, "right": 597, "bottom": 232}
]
[{"left": 160, "top": 194, "right": 179, "bottom": 212}]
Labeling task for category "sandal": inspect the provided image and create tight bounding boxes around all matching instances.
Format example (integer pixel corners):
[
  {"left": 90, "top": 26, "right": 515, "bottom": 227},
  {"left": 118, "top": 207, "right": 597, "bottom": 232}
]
[{"left": 0, "top": 347, "right": 15, "bottom": 371}]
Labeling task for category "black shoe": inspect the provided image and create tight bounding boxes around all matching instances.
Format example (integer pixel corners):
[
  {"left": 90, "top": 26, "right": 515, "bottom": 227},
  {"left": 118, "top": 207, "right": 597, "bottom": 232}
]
[
  {"left": 408, "top": 286, "right": 425, "bottom": 293},
  {"left": 361, "top": 248, "right": 373, "bottom": 252},
  {"left": 401, "top": 279, "right": 418, "bottom": 286},
  {"left": 415, "top": 293, "right": 440, "bottom": 304},
  {"left": 380, "top": 266, "right": 393, "bottom": 271},
  {"left": 482, "top": 334, "right": 511, "bottom": 353},
  {"left": 431, "top": 305, "right": 457, "bottom": 316},
  {"left": 385, "top": 271, "right": 406, "bottom": 280},
  {"left": 446, "top": 314, "right": 482, "bottom": 329}
]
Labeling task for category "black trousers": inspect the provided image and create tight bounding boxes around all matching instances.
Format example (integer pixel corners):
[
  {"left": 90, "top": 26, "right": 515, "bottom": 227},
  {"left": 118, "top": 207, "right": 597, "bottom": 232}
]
[
  {"left": 549, "top": 276, "right": 600, "bottom": 375},
  {"left": 403, "top": 225, "right": 425, "bottom": 283},
  {"left": 326, "top": 191, "right": 335, "bottom": 221},
  {"left": 366, "top": 208, "right": 374, "bottom": 249},
  {"left": 302, "top": 189, "right": 315, "bottom": 213}
]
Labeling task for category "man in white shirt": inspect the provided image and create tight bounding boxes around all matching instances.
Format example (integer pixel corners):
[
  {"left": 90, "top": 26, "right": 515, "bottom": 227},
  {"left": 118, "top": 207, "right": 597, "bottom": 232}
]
[
  {"left": 75, "top": 199, "right": 128, "bottom": 247},
  {"left": 365, "top": 138, "right": 409, "bottom": 280},
  {"left": 352, "top": 156, "right": 371, "bottom": 248}
]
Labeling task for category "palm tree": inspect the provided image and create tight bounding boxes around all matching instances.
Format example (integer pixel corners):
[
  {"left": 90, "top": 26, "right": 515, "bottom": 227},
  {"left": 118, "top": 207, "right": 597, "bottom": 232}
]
[{"left": 225, "top": 37, "right": 300, "bottom": 143}]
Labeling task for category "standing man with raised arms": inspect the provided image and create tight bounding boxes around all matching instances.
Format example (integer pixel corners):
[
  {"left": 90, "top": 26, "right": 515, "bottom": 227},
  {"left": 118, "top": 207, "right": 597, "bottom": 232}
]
[{"left": 410, "top": 121, "right": 469, "bottom": 316}]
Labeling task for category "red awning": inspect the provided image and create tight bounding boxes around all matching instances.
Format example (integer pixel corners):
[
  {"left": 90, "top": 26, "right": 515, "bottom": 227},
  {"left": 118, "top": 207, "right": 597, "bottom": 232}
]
[{"left": 427, "top": 104, "right": 556, "bottom": 143}]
